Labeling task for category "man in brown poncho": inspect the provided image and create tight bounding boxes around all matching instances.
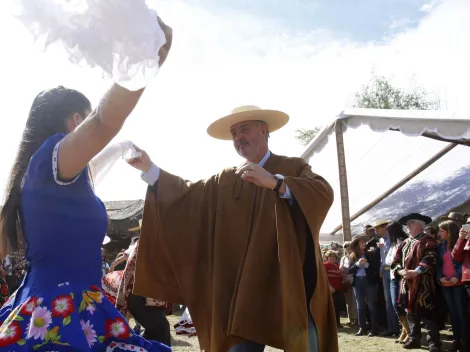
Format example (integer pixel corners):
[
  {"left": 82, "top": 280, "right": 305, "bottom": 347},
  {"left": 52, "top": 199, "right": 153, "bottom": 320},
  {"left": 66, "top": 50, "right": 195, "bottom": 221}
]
[{"left": 129, "top": 105, "right": 338, "bottom": 352}]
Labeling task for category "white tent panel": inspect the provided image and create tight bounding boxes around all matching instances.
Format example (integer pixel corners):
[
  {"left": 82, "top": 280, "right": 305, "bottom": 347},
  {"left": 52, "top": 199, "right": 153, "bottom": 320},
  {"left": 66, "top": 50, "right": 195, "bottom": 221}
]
[{"left": 303, "top": 109, "right": 470, "bottom": 235}]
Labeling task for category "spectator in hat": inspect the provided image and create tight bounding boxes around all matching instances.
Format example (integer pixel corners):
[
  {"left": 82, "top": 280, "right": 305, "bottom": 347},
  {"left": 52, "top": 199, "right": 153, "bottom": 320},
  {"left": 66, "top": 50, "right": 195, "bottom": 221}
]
[
  {"left": 364, "top": 225, "right": 378, "bottom": 250},
  {"left": 348, "top": 234, "right": 381, "bottom": 337},
  {"left": 392, "top": 213, "right": 440, "bottom": 352},
  {"left": 385, "top": 221, "right": 410, "bottom": 344},
  {"left": 441, "top": 212, "right": 467, "bottom": 230}
]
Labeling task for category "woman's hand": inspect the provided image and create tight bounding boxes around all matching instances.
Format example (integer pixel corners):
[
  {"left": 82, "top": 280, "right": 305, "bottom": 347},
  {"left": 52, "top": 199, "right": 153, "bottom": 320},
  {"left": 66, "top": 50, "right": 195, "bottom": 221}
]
[
  {"left": 359, "top": 258, "right": 367, "bottom": 265},
  {"left": 127, "top": 146, "right": 152, "bottom": 173},
  {"left": 440, "top": 277, "right": 449, "bottom": 284},
  {"left": 157, "top": 17, "right": 172, "bottom": 66},
  {"left": 449, "top": 277, "right": 459, "bottom": 285}
]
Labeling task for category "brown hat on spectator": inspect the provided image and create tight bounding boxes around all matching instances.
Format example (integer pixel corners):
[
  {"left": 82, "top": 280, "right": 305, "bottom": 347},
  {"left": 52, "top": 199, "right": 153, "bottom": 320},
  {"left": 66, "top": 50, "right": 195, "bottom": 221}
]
[
  {"left": 441, "top": 212, "right": 467, "bottom": 224},
  {"left": 351, "top": 234, "right": 369, "bottom": 247}
]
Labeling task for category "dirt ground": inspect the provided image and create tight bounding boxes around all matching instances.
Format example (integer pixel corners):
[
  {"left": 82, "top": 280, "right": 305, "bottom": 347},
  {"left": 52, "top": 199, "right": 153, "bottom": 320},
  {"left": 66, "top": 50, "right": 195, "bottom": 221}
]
[{"left": 160, "top": 311, "right": 453, "bottom": 352}]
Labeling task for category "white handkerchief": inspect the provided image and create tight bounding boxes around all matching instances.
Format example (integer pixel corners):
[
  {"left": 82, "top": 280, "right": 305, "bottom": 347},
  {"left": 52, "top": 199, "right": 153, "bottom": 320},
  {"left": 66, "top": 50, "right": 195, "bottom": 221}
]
[{"left": 10, "top": 0, "right": 166, "bottom": 90}]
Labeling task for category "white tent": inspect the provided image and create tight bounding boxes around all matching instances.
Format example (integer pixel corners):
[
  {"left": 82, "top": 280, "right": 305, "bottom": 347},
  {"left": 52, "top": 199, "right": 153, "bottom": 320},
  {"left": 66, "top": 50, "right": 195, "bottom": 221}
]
[{"left": 301, "top": 108, "right": 470, "bottom": 242}]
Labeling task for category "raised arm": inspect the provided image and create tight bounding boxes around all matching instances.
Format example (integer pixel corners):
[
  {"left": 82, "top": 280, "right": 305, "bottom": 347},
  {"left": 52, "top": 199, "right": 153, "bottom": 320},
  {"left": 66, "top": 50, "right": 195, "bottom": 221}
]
[
  {"left": 452, "top": 230, "right": 469, "bottom": 262},
  {"left": 58, "top": 18, "right": 172, "bottom": 180}
]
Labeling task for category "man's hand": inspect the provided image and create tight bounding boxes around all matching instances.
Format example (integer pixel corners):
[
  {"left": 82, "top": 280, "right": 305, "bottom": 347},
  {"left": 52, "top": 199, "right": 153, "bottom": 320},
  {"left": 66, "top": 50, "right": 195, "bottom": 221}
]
[
  {"left": 127, "top": 145, "right": 152, "bottom": 173},
  {"left": 235, "top": 163, "right": 285, "bottom": 192},
  {"left": 403, "top": 270, "right": 419, "bottom": 279}
]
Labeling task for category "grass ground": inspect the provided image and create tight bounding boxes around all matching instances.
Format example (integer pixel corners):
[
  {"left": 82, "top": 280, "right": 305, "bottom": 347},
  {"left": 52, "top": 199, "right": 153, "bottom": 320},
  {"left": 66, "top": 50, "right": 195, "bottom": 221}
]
[{"left": 160, "top": 311, "right": 453, "bottom": 352}]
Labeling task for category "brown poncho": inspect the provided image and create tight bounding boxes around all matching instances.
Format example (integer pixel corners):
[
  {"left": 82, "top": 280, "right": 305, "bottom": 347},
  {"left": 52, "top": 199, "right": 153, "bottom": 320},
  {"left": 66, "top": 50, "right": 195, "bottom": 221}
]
[{"left": 134, "top": 153, "right": 338, "bottom": 352}]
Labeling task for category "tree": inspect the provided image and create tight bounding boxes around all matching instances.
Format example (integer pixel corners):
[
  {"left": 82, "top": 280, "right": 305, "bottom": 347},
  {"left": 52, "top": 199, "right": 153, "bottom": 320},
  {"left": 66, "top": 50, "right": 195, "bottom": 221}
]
[
  {"left": 294, "top": 73, "right": 439, "bottom": 146},
  {"left": 353, "top": 73, "right": 440, "bottom": 110},
  {"left": 294, "top": 127, "right": 321, "bottom": 146}
]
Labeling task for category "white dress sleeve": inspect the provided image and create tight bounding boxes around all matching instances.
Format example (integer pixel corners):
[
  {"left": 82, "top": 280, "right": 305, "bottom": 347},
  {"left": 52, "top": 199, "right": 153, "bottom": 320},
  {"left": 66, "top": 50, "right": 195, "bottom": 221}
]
[{"left": 11, "top": 0, "right": 166, "bottom": 90}]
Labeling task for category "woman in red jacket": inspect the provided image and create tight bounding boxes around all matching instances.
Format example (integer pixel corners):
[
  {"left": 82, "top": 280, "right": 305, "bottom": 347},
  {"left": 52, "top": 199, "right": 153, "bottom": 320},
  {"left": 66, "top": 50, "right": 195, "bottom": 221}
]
[{"left": 452, "top": 225, "right": 470, "bottom": 295}]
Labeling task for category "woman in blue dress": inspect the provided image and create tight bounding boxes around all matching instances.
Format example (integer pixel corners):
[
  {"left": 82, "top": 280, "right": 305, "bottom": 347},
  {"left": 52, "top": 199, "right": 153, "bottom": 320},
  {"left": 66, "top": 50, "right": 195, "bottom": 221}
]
[{"left": 0, "top": 19, "right": 172, "bottom": 351}]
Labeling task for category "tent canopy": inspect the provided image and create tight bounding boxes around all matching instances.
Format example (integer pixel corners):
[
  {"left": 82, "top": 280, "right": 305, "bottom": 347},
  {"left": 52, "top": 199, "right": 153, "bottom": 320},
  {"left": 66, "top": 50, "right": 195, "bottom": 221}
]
[{"left": 301, "top": 108, "right": 470, "bottom": 238}]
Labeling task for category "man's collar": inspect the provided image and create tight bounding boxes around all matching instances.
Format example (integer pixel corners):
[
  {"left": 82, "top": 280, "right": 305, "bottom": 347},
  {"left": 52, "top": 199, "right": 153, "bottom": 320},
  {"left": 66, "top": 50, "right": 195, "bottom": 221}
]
[
  {"left": 258, "top": 151, "right": 271, "bottom": 167},
  {"left": 241, "top": 151, "right": 271, "bottom": 168}
]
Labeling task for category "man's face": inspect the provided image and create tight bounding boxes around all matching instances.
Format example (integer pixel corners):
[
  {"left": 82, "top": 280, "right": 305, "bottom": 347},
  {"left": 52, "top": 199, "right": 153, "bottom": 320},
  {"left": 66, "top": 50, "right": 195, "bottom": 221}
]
[
  {"left": 231, "top": 120, "right": 268, "bottom": 160},
  {"left": 376, "top": 225, "right": 387, "bottom": 237},
  {"left": 365, "top": 228, "right": 375, "bottom": 238},
  {"left": 407, "top": 220, "right": 423, "bottom": 237}
]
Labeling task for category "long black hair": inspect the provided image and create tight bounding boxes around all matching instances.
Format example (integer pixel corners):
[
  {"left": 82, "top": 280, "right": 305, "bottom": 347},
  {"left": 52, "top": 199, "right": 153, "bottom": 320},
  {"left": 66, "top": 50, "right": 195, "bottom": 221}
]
[
  {"left": 387, "top": 221, "right": 408, "bottom": 245},
  {"left": 0, "top": 86, "right": 91, "bottom": 255}
]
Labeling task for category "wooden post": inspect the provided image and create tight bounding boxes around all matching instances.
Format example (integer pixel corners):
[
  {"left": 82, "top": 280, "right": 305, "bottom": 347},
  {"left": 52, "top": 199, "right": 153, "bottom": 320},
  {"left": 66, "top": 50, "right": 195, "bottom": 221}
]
[{"left": 335, "top": 120, "right": 352, "bottom": 242}]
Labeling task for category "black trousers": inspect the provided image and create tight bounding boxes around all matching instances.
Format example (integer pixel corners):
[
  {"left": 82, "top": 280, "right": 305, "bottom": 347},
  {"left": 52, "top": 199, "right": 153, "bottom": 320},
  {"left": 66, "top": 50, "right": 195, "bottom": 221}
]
[
  {"left": 127, "top": 293, "right": 171, "bottom": 346},
  {"left": 332, "top": 291, "right": 344, "bottom": 325},
  {"left": 407, "top": 310, "right": 440, "bottom": 348}
]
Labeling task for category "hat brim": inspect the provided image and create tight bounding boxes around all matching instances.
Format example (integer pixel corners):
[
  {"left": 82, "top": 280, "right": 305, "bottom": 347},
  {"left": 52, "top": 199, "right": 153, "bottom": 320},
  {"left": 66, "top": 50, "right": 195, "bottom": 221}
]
[
  {"left": 373, "top": 220, "right": 390, "bottom": 228},
  {"left": 440, "top": 216, "right": 465, "bottom": 223},
  {"left": 398, "top": 213, "right": 432, "bottom": 225},
  {"left": 351, "top": 234, "right": 369, "bottom": 246},
  {"left": 207, "top": 110, "right": 289, "bottom": 140},
  {"left": 129, "top": 226, "right": 140, "bottom": 232}
]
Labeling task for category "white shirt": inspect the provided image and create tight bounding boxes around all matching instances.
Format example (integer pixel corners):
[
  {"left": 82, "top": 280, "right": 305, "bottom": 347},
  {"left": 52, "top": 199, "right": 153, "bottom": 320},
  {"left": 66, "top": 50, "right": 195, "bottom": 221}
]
[{"left": 141, "top": 151, "right": 293, "bottom": 200}]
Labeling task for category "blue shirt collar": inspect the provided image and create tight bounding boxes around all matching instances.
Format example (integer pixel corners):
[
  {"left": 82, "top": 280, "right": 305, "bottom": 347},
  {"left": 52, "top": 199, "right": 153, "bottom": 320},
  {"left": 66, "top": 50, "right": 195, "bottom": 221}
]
[{"left": 258, "top": 151, "right": 271, "bottom": 167}]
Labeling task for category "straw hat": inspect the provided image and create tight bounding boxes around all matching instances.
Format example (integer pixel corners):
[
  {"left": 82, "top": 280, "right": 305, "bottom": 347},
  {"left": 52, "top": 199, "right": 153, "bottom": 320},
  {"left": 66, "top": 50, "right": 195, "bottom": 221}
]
[
  {"left": 372, "top": 219, "right": 390, "bottom": 228},
  {"left": 129, "top": 219, "right": 142, "bottom": 232},
  {"left": 207, "top": 105, "right": 289, "bottom": 140}
]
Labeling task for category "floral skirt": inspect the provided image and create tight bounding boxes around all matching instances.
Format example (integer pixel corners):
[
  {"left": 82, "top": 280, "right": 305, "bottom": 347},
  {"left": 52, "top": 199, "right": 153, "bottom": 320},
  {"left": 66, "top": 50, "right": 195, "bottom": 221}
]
[{"left": 0, "top": 283, "right": 171, "bottom": 351}]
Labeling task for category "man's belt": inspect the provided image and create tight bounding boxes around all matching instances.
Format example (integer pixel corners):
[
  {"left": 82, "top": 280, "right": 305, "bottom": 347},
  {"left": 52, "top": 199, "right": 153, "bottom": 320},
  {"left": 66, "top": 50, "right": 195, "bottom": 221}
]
[{"left": 383, "top": 265, "right": 391, "bottom": 271}]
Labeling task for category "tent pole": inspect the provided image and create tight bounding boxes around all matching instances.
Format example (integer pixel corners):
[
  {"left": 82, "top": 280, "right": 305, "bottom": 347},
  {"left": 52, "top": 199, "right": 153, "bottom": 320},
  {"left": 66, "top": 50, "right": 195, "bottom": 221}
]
[
  {"left": 331, "top": 142, "right": 458, "bottom": 235},
  {"left": 334, "top": 120, "right": 352, "bottom": 242}
]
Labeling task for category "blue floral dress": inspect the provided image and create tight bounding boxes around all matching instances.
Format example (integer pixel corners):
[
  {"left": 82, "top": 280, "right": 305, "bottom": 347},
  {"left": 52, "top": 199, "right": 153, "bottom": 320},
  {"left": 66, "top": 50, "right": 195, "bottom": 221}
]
[{"left": 0, "top": 134, "right": 171, "bottom": 352}]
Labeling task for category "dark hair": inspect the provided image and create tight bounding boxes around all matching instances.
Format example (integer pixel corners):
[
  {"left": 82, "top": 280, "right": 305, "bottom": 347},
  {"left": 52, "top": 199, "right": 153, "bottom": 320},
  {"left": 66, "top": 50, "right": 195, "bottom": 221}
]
[
  {"left": 0, "top": 86, "right": 91, "bottom": 255},
  {"left": 349, "top": 236, "right": 366, "bottom": 262},
  {"left": 387, "top": 221, "right": 408, "bottom": 245},
  {"left": 424, "top": 226, "right": 438, "bottom": 238},
  {"left": 438, "top": 220, "right": 460, "bottom": 249}
]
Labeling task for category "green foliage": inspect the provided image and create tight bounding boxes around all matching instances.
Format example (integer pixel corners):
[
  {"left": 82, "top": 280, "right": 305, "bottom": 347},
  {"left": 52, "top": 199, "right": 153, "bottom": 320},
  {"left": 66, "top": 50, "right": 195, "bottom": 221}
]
[
  {"left": 353, "top": 73, "right": 440, "bottom": 110},
  {"left": 294, "top": 73, "right": 440, "bottom": 146},
  {"left": 294, "top": 127, "right": 321, "bottom": 146}
]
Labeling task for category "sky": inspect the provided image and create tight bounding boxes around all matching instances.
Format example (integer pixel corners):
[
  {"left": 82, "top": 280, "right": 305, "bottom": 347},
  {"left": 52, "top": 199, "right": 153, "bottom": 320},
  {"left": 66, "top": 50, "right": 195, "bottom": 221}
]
[{"left": 0, "top": 0, "right": 469, "bottom": 202}]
